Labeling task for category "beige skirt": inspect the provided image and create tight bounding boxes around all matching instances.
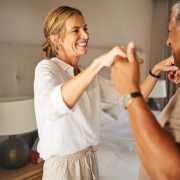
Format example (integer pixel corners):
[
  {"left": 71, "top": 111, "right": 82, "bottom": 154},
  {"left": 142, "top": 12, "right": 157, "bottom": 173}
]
[{"left": 42, "top": 146, "right": 99, "bottom": 180}]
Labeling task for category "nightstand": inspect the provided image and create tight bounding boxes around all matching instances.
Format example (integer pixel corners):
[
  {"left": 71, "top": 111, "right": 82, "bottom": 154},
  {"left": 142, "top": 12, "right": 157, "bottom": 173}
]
[{"left": 0, "top": 162, "right": 44, "bottom": 180}]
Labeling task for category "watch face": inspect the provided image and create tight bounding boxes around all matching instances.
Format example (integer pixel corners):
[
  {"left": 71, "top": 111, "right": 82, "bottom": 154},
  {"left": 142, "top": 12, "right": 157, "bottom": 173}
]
[{"left": 123, "top": 94, "right": 132, "bottom": 107}]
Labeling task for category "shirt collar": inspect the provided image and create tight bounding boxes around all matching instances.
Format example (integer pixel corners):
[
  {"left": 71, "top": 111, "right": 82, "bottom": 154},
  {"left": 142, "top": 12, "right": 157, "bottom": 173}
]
[{"left": 50, "top": 57, "right": 74, "bottom": 72}]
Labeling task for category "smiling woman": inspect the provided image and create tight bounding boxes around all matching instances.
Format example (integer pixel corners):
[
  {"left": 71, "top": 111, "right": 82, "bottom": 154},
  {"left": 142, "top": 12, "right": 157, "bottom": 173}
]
[{"left": 35, "top": 6, "right": 128, "bottom": 180}]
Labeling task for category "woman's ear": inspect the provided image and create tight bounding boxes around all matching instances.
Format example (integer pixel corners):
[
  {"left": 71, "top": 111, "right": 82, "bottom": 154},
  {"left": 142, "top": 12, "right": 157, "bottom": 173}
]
[
  {"left": 50, "top": 35, "right": 58, "bottom": 44},
  {"left": 50, "top": 35, "right": 63, "bottom": 46}
]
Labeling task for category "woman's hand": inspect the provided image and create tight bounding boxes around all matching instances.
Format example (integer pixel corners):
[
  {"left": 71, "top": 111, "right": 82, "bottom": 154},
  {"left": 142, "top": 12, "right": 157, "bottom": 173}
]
[
  {"left": 94, "top": 46, "right": 144, "bottom": 68},
  {"left": 151, "top": 55, "right": 178, "bottom": 76}
]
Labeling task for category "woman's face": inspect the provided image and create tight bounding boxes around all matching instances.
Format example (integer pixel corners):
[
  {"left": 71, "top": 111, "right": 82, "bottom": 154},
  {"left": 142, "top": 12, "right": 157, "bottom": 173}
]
[{"left": 60, "top": 15, "right": 89, "bottom": 57}]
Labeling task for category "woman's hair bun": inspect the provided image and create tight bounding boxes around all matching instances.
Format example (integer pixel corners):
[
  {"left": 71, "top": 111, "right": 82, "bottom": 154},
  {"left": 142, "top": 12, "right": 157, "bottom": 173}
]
[{"left": 42, "top": 39, "right": 55, "bottom": 59}]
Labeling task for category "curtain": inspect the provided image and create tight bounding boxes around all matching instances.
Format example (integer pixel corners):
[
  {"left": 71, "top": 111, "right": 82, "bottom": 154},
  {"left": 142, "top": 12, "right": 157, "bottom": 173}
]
[{"left": 150, "top": 0, "right": 179, "bottom": 110}]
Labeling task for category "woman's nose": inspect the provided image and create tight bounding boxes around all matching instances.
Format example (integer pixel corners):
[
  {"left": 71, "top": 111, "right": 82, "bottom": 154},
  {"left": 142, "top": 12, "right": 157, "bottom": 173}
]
[{"left": 81, "top": 30, "right": 89, "bottom": 39}]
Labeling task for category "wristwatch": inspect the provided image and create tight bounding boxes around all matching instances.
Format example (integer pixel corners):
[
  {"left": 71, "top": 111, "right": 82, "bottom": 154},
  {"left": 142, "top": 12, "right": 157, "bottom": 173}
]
[{"left": 122, "top": 92, "right": 142, "bottom": 109}]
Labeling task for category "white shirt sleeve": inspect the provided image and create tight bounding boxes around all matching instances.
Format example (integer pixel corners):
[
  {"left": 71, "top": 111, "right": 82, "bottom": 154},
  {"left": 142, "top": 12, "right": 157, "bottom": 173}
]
[
  {"left": 98, "top": 75, "right": 123, "bottom": 107},
  {"left": 34, "top": 60, "right": 77, "bottom": 121}
]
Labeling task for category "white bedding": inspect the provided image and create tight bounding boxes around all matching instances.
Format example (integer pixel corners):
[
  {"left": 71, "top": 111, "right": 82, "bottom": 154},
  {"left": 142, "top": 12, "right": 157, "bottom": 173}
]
[{"left": 96, "top": 105, "right": 161, "bottom": 180}]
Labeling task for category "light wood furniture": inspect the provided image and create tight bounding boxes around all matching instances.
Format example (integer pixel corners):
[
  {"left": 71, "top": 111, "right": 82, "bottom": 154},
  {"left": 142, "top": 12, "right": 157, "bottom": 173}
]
[{"left": 0, "top": 162, "right": 44, "bottom": 180}]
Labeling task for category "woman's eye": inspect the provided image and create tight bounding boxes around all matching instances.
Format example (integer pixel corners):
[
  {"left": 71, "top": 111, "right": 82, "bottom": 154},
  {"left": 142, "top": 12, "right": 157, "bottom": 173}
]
[
  {"left": 84, "top": 28, "right": 88, "bottom": 31},
  {"left": 73, "top": 29, "right": 79, "bottom": 33}
]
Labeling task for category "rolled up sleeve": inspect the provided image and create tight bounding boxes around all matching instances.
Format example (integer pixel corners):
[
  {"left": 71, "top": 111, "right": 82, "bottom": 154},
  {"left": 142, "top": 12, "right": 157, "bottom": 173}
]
[
  {"left": 51, "top": 84, "right": 77, "bottom": 115},
  {"left": 34, "top": 60, "right": 77, "bottom": 121}
]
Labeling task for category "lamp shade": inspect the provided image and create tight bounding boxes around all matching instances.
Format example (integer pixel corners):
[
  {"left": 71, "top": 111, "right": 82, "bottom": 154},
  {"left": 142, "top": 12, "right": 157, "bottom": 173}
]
[
  {"left": 148, "top": 80, "right": 167, "bottom": 98},
  {"left": 0, "top": 96, "right": 37, "bottom": 136}
]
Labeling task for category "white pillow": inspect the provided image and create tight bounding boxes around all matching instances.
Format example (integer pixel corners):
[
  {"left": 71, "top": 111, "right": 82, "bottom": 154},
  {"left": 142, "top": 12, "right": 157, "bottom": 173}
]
[
  {"left": 101, "top": 102, "right": 127, "bottom": 120},
  {"left": 101, "top": 102, "right": 115, "bottom": 111},
  {"left": 100, "top": 110, "right": 115, "bottom": 125}
]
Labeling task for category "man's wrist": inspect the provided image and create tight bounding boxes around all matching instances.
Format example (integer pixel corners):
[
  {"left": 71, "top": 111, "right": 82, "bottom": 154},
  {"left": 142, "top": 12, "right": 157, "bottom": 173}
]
[
  {"left": 121, "top": 91, "right": 142, "bottom": 109},
  {"left": 126, "top": 96, "right": 143, "bottom": 109},
  {"left": 120, "top": 85, "right": 140, "bottom": 97}
]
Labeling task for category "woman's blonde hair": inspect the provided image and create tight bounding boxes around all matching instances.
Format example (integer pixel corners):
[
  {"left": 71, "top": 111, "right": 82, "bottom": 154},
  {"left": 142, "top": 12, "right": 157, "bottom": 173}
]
[{"left": 42, "top": 6, "right": 83, "bottom": 59}]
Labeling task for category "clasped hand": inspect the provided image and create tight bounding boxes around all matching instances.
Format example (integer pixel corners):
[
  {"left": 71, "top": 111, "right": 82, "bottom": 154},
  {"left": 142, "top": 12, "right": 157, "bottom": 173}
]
[
  {"left": 95, "top": 45, "right": 143, "bottom": 68},
  {"left": 110, "top": 42, "right": 140, "bottom": 96}
]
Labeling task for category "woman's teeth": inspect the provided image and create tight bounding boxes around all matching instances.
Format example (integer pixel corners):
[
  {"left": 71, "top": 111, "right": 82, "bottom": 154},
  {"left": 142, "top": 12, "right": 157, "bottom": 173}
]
[{"left": 77, "top": 42, "right": 86, "bottom": 46}]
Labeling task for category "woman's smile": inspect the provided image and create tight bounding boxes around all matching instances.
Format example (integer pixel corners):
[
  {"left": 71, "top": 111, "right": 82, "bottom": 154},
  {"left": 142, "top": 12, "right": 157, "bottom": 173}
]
[{"left": 76, "top": 41, "right": 87, "bottom": 47}]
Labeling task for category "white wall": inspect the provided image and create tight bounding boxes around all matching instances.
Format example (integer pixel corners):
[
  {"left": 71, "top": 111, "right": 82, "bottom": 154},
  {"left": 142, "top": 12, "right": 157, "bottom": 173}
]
[{"left": 0, "top": 0, "right": 153, "bottom": 74}]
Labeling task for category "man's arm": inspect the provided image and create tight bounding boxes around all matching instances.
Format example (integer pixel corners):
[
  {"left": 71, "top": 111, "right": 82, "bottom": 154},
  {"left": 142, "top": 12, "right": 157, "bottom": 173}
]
[
  {"left": 111, "top": 42, "right": 180, "bottom": 180},
  {"left": 127, "top": 98, "right": 180, "bottom": 180}
]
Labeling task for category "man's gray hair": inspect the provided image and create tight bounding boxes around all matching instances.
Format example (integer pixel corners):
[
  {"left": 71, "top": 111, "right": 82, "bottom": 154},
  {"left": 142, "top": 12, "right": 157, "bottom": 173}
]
[{"left": 172, "top": 1, "right": 180, "bottom": 30}]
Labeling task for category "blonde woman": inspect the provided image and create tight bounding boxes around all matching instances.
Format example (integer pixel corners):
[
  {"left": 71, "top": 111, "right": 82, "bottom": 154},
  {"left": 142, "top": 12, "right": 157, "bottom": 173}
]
[{"left": 34, "top": 6, "right": 178, "bottom": 180}]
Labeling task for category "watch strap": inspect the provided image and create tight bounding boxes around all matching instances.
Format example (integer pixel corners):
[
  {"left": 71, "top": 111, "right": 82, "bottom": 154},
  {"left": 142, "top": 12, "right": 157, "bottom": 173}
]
[
  {"left": 131, "top": 92, "right": 142, "bottom": 98},
  {"left": 122, "top": 92, "right": 142, "bottom": 109},
  {"left": 149, "top": 70, "right": 161, "bottom": 78}
]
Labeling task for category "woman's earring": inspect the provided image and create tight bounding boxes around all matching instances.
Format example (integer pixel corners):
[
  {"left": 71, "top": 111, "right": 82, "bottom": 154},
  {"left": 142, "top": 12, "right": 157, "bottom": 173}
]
[{"left": 58, "top": 45, "right": 62, "bottom": 50}]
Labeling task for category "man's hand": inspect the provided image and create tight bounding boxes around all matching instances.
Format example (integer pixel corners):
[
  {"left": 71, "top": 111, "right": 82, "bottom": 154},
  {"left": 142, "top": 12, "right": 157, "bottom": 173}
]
[
  {"left": 168, "top": 69, "right": 180, "bottom": 85},
  {"left": 111, "top": 41, "right": 140, "bottom": 96},
  {"left": 120, "top": 46, "right": 144, "bottom": 64}
]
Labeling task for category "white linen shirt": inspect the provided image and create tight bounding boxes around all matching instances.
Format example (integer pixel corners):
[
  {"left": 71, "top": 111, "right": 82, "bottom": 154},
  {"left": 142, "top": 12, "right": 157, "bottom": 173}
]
[{"left": 34, "top": 57, "right": 122, "bottom": 160}]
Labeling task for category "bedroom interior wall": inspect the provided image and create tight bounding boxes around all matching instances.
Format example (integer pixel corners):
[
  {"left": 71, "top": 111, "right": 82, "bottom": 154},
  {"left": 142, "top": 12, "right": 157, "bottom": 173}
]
[
  {"left": 0, "top": 0, "right": 153, "bottom": 75},
  {"left": 0, "top": 0, "right": 153, "bottom": 145}
]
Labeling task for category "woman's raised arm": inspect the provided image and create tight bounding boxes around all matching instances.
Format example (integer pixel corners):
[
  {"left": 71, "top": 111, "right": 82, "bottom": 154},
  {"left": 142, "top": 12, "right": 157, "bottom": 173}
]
[
  {"left": 61, "top": 46, "right": 128, "bottom": 109},
  {"left": 140, "top": 56, "right": 178, "bottom": 99}
]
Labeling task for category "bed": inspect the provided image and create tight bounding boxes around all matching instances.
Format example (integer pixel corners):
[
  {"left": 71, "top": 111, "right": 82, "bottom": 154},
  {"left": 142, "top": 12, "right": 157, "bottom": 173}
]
[{"left": 95, "top": 103, "right": 161, "bottom": 180}]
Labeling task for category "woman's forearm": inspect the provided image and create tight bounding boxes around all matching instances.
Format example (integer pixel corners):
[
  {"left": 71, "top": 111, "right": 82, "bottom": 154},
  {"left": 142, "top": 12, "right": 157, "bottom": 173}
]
[
  {"left": 140, "top": 56, "right": 177, "bottom": 99},
  {"left": 61, "top": 45, "right": 133, "bottom": 109},
  {"left": 139, "top": 67, "right": 160, "bottom": 99},
  {"left": 61, "top": 59, "right": 103, "bottom": 109},
  {"left": 140, "top": 65, "right": 162, "bottom": 99},
  {"left": 139, "top": 74, "right": 158, "bottom": 99}
]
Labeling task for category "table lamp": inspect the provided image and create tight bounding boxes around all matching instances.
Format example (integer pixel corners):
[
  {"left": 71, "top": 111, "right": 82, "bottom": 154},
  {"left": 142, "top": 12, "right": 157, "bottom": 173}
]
[
  {"left": 148, "top": 80, "right": 167, "bottom": 110},
  {"left": 0, "top": 96, "right": 37, "bottom": 169}
]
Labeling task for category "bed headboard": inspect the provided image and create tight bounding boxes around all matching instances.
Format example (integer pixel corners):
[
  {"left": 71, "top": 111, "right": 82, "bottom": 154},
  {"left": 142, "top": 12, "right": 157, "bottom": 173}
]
[
  {"left": 0, "top": 43, "right": 44, "bottom": 97},
  {"left": 0, "top": 43, "right": 146, "bottom": 97}
]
